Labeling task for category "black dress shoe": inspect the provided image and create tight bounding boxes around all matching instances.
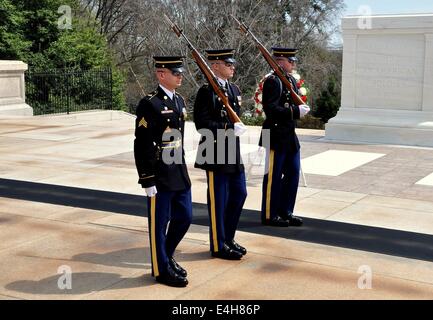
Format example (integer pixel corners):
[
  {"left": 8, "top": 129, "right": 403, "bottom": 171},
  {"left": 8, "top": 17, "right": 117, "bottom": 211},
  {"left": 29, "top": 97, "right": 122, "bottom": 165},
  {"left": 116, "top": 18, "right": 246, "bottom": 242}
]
[
  {"left": 262, "top": 216, "right": 289, "bottom": 227},
  {"left": 227, "top": 240, "right": 247, "bottom": 255},
  {"left": 155, "top": 266, "right": 188, "bottom": 287},
  {"left": 211, "top": 243, "right": 242, "bottom": 260},
  {"left": 169, "top": 257, "right": 187, "bottom": 277},
  {"left": 288, "top": 215, "right": 303, "bottom": 226},
  {"left": 278, "top": 212, "right": 290, "bottom": 221}
]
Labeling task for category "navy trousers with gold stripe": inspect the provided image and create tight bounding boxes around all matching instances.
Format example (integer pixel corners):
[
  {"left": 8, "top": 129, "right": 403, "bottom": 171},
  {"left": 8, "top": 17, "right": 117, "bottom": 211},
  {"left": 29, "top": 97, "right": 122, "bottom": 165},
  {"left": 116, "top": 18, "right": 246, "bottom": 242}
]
[
  {"left": 147, "top": 188, "right": 192, "bottom": 277},
  {"left": 261, "top": 149, "right": 300, "bottom": 221},
  {"left": 206, "top": 171, "right": 247, "bottom": 252}
]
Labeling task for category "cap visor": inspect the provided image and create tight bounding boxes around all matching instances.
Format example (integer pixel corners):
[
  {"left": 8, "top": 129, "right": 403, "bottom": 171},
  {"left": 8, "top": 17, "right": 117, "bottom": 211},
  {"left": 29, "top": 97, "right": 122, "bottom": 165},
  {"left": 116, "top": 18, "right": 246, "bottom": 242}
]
[{"left": 169, "top": 67, "right": 185, "bottom": 73}]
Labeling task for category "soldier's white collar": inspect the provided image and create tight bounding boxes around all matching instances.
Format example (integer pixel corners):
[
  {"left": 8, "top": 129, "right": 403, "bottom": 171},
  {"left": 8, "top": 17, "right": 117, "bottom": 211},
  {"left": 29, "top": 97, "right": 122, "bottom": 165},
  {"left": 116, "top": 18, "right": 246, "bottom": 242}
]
[{"left": 159, "top": 84, "right": 175, "bottom": 100}]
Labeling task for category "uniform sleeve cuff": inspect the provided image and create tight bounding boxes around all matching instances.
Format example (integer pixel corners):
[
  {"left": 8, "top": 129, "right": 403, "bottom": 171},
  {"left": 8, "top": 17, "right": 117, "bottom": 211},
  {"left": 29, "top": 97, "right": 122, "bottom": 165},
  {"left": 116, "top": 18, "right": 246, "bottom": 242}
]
[
  {"left": 292, "top": 105, "right": 301, "bottom": 120},
  {"left": 139, "top": 175, "right": 155, "bottom": 188}
]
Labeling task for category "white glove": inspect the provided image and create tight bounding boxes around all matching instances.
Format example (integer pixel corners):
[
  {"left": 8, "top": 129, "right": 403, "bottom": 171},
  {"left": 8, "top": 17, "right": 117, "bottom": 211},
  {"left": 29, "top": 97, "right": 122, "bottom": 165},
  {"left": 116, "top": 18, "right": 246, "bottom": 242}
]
[
  {"left": 299, "top": 104, "right": 310, "bottom": 118},
  {"left": 234, "top": 122, "right": 247, "bottom": 136},
  {"left": 145, "top": 186, "right": 157, "bottom": 197}
]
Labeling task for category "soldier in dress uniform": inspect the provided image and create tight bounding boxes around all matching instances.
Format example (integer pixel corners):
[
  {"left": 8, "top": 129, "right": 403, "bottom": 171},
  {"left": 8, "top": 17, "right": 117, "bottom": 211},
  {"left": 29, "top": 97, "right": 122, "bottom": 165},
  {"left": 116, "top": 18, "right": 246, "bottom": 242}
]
[
  {"left": 259, "top": 48, "right": 310, "bottom": 227},
  {"left": 134, "top": 56, "right": 192, "bottom": 287},
  {"left": 193, "top": 49, "right": 248, "bottom": 260}
]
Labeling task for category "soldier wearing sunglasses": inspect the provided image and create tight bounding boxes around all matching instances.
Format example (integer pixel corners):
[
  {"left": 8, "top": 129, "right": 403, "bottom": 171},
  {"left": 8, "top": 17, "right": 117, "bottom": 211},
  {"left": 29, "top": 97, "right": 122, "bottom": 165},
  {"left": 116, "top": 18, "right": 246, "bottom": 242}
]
[
  {"left": 259, "top": 47, "right": 310, "bottom": 227},
  {"left": 134, "top": 56, "right": 192, "bottom": 287},
  {"left": 193, "top": 49, "right": 248, "bottom": 261}
]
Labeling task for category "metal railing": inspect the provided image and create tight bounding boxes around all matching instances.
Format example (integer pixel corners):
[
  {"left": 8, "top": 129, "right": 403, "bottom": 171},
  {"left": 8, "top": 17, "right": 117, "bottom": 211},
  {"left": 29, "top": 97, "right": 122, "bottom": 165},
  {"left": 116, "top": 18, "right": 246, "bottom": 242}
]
[{"left": 25, "top": 68, "right": 113, "bottom": 115}]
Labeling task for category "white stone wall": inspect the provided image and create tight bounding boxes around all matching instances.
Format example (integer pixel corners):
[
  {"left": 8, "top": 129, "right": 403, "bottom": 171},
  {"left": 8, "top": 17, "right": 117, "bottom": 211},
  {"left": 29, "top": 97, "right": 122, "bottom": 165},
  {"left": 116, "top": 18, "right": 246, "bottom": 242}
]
[
  {"left": 0, "top": 61, "right": 33, "bottom": 116},
  {"left": 326, "top": 14, "right": 433, "bottom": 147}
]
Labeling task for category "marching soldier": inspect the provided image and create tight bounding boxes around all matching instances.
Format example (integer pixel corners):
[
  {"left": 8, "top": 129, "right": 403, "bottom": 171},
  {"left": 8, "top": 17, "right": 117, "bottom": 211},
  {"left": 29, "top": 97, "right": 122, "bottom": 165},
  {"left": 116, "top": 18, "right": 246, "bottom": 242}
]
[
  {"left": 193, "top": 49, "right": 248, "bottom": 260},
  {"left": 134, "top": 56, "right": 192, "bottom": 287},
  {"left": 259, "top": 48, "right": 310, "bottom": 227}
]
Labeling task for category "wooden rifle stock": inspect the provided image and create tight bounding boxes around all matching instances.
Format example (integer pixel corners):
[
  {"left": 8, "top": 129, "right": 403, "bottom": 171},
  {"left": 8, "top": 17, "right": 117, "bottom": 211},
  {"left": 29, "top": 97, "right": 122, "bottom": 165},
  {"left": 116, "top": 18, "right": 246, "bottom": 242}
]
[
  {"left": 163, "top": 14, "right": 242, "bottom": 124},
  {"left": 232, "top": 16, "right": 305, "bottom": 106}
]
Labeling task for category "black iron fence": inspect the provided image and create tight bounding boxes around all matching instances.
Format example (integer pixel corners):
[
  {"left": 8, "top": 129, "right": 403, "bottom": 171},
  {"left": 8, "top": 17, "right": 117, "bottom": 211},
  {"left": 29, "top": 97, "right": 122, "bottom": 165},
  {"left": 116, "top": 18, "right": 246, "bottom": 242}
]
[{"left": 25, "top": 68, "right": 113, "bottom": 115}]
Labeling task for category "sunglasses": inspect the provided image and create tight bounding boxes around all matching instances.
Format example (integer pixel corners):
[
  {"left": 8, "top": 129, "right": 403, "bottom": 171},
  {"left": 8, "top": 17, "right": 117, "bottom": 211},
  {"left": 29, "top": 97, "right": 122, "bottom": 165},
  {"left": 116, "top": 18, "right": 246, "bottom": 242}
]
[
  {"left": 213, "top": 62, "right": 235, "bottom": 68},
  {"left": 158, "top": 70, "right": 183, "bottom": 77},
  {"left": 171, "top": 70, "right": 183, "bottom": 77}
]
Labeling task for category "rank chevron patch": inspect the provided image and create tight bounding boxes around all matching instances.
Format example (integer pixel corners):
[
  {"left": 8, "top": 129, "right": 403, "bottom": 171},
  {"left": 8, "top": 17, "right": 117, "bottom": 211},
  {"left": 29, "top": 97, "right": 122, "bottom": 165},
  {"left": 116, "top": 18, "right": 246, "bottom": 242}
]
[{"left": 138, "top": 117, "right": 148, "bottom": 128}]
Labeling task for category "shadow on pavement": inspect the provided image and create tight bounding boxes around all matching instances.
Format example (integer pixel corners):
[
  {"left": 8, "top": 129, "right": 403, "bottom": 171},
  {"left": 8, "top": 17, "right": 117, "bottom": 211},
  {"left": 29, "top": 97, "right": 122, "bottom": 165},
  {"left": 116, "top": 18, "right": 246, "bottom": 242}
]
[{"left": 1, "top": 178, "right": 433, "bottom": 262}]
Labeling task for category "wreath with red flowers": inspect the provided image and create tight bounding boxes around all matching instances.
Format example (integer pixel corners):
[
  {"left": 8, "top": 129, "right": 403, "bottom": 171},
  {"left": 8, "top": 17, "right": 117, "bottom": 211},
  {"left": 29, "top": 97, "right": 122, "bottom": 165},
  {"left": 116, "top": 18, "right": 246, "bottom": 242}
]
[{"left": 254, "top": 70, "right": 309, "bottom": 117}]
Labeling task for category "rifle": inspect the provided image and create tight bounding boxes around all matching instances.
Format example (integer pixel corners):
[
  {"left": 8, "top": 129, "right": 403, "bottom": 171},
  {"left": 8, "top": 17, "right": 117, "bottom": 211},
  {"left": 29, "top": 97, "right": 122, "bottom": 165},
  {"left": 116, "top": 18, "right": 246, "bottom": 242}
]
[
  {"left": 163, "top": 14, "right": 242, "bottom": 124},
  {"left": 232, "top": 16, "right": 305, "bottom": 106}
]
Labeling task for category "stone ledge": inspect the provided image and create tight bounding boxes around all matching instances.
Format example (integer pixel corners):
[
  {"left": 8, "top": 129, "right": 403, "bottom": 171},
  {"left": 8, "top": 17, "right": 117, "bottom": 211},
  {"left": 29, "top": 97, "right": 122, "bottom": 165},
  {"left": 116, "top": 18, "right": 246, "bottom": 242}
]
[
  {"left": 0, "top": 104, "right": 33, "bottom": 116},
  {"left": 0, "top": 61, "right": 28, "bottom": 72},
  {"left": 34, "top": 109, "right": 134, "bottom": 121},
  {"left": 342, "top": 13, "right": 433, "bottom": 30},
  {"left": 0, "top": 60, "right": 32, "bottom": 117},
  {"left": 325, "top": 122, "right": 433, "bottom": 148},
  {"left": 327, "top": 108, "right": 433, "bottom": 128}
]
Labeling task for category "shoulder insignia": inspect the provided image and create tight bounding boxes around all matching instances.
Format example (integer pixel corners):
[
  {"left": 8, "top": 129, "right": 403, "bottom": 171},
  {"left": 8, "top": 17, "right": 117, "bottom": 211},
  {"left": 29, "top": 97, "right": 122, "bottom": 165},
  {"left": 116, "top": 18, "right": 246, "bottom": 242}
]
[
  {"left": 146, "top": 91, "right": 158, "bottom": 100},
  {"left": 138, "top": 117, "right": 148, "bottom": 128}
]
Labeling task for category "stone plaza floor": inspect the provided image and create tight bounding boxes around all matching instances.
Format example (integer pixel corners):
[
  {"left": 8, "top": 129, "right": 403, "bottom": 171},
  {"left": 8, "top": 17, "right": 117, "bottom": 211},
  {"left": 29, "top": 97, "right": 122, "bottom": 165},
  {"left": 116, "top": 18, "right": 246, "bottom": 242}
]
[{"left": 0, "top": 110, "right": 433, "bottom": 299}]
